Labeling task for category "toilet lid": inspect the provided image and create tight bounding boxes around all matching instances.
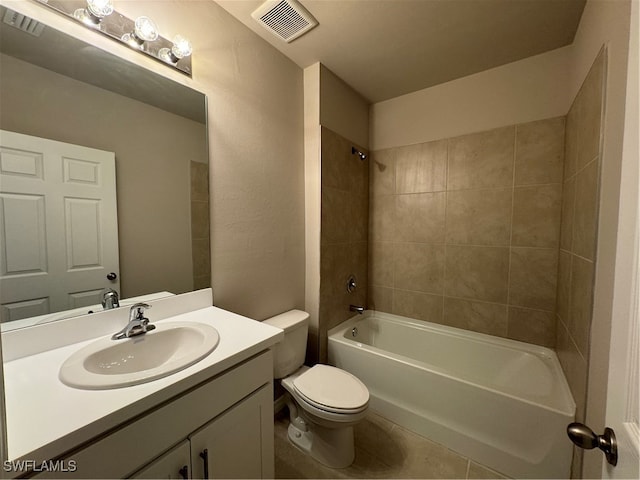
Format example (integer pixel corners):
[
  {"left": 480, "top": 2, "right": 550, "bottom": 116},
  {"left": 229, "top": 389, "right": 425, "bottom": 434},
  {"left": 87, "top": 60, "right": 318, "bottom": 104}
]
[{"left": 293, "top": 364, "right": 369, "bottom": 411}]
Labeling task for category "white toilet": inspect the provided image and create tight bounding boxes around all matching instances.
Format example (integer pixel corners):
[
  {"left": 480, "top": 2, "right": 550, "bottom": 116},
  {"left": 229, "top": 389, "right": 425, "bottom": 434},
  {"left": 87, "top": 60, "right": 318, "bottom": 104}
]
[{"left": 264, "top": 310, "right": 369, "bottom": 468}]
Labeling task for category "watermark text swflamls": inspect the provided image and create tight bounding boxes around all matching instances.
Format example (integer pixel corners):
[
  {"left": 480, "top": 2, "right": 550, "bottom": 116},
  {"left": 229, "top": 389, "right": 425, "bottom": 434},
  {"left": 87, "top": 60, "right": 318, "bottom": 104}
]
[{"left": 3, "top": 459, "right": 77, "bottom": 473}]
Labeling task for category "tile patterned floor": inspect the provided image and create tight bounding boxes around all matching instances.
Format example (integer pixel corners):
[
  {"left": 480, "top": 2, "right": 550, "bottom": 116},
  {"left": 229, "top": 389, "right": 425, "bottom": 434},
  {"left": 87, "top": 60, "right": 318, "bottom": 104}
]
[{"left": 274, "top": 410, "right": 509, "bottom": 479}]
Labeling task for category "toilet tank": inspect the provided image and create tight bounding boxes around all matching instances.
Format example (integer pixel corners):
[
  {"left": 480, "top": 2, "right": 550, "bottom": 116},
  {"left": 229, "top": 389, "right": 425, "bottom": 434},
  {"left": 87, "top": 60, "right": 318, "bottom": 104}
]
[{"left": 263, "top": 310, "right": 309, "bottom": 379}]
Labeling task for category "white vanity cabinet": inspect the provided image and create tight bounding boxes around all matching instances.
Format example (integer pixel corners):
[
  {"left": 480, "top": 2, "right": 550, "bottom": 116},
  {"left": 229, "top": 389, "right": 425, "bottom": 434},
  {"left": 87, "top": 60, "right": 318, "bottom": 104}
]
[
  {"left": 188, "top": 385, "right": 272, "bottom": 479},
  {"left": 32, "top": 351, "right": 275, "bottom": 479}
]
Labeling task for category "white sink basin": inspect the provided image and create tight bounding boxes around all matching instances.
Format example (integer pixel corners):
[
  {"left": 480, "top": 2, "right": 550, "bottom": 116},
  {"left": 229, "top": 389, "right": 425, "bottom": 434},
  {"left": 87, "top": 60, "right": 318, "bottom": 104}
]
[{"left": 59, "top": 322, "right": 219, "bottom": 389}]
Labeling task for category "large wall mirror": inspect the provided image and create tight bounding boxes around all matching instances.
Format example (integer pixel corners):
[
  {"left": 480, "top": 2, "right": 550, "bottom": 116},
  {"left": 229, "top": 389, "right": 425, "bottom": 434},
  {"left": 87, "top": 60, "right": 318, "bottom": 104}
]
[{"left": 0, "top": 5, "right": 210, "bottom": 331}]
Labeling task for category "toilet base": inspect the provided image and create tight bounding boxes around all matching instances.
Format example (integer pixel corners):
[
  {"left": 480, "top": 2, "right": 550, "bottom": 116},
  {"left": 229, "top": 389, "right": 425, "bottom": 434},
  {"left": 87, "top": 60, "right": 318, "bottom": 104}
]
[{"left": 287, "top": 421, "right": 355, "bottom": 468}]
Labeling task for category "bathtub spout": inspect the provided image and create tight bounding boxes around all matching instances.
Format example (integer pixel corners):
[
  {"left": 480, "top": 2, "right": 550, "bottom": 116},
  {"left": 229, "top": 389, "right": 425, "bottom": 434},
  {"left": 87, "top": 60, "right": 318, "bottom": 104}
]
[{"left": 349, "top": 305, "right": 364, "bottom": 314}]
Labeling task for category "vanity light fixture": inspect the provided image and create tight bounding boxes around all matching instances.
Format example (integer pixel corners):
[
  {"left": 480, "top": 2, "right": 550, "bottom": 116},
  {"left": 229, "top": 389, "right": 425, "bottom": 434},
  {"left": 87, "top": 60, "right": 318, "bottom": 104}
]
[
  {"left": 122, "top": 16, "right": 159, "bottom": 48},
  {"left": 73, "top": 0, "right": 114, "bottom": 26},
  {"left": 35, "top": 0, "right": 193, "bottom": 76}
]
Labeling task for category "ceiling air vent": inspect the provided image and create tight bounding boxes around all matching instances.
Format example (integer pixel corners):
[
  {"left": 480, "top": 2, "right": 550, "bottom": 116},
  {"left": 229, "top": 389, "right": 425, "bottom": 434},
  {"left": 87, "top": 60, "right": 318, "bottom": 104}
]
[
  {"left": 3, "top": 8, "right": 45, "bottom": 37},
  {"left": 251, "top": 0, "right": 318, "bottom": 43}
]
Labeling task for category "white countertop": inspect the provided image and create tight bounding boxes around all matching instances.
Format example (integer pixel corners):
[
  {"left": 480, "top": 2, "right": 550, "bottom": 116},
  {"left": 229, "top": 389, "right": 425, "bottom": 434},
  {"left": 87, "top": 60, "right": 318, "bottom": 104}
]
[{"left": 3, "top": 305, "right": 283, "bottom": 462}]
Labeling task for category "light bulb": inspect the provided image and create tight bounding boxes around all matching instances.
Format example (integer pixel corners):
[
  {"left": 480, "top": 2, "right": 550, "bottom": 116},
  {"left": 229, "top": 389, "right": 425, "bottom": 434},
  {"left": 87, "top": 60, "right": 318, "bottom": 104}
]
[
  {"left": 159, "top": 35, "right": 193, "bottom": 64},
  {"left": 122, "top": 16, "right": 159, "bottom": 48},
  {"left": 171, "top": 35, "right": 192, "bottom": 59},
  {"left": 73, "top": 0, "right": 113, "bottom": 25},
  {"left": 87, "top": 0, "right": 114, "bottom": 18},
  {"left": 134, "top": 16, "right": 159, "bottom": 42}
]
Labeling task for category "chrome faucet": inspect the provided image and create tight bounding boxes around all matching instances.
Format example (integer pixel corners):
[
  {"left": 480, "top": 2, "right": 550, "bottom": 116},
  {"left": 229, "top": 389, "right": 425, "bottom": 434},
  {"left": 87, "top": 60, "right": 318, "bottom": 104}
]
[
  {"left": 111, "top": 303, "right": 154, "bottom": 340},
  {"left": 102, "top": 288, "right": 120, "bottom": 310},
  {"left": 349, "top": 305, "right": 365, "bottom": 314}
]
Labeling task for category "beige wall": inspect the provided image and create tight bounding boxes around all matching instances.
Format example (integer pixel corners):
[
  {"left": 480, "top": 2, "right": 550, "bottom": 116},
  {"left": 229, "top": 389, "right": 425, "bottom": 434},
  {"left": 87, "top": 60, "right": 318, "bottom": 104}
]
[
  {"left": 0, "top": 53, "right": 206, "bottom": 298},
  {"left": 370, "top": 46, "right": 573, "bottom": 151},
  {"left": 1, "top": 0, "right": 306, "bottom": 322},
  {"left": 369, "top": 117, "right": 564, "bottom": 347},
  {"left": 114, "top": 1, "right": 306, "bottom": 321},
  {"left": 320, "top": 65, "right": 370, "bottom": 148}
]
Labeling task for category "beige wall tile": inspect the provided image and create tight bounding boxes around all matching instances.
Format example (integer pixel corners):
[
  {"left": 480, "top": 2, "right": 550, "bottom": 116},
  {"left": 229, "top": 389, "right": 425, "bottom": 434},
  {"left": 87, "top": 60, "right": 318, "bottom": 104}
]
[
  {"left": 395, "top": 192, "right": 446, "bottom": 243},
  {"left": 320, "top": 243, "right": 351, "bottom": 315},
  {"left": 321, "top": 186, "right": 350, "bottom": 245},
  {"left": 446, "top": 188, "right": 512, "bottom": 246},
  {"left": 370, "top": 194, "right": 396, "bottom": 242},
  {"left": 320, "top": 240, "right": 368, "bottom": 355},
  {"left": 392, "top": 290, "right": 443, "bottom": 323},
  {"left": 444, "top": 245, "right": 509, "bottom": 303},
  {"left": 190, "top": 200, "right": 210, "bottom": 239},
  {"left": 321, "top": 126, "right": 351, "bottom": 191},
  {"left": 564, "top": 102, "right": 579, "bottom": 181},
  {"left": 569, "top": 256, "right": 594, "bottom": 357},
  {"left": 394, "top": 243, "right": 445, "bottom": 294},
  {"left": 365, "top": 116, "right": 572, "bottom": 347},
  {"left": 556, "top": 319, "right": 588, "bottom": 422},
  {"left": 350, "top": 241, "right": 368, "bottom": 307},
  {"left": 395, "top": 140, "right": 447, "bottom": 194},
  {"left": 576, "top": 53, "right": 604, "bottom": 171},
  {"left": 507, "top": 307, "right": 556, "bottom": 347},
  {"left": 368, "top": 286, "right": 393, "bottom": 312},
  {"left": 190, "top": 161, "right": 209, "bottom": 202},
  {"left": 560, "top": 176, "right": 576, "bottom": 251},
  {"left": 348, "top": 189, "right": 369, "bottom": 244},
  {"left": 369, "top": 241, "right": 394, "bottom": 287},
  {"left": 556, "top": 250, "right": 572, "bottom": 323},
  {"left": 511, "top": 184, "right": 562, "bottom": 248},
  {"left": 442, "top": 297, "right": 508, "bottom": 336},
  {"left": 448, "top": 126, "right": 515, "bottom": 190},
  {"left": 515, "top": 117, "right": 565, "bottom": 185},
  {"left": 370, "top": 148, "right": 396, "bottom": 196},
  {"left": 192, "top": 237, "right": 211, "bottom": 277},
  {"left": 193, "top": 275, "right": 210, "bottom": 290},
  {"left": 573, "top": 159, "right": 600, "bottom": 261},
  {"left": 509, "top": 247, "right": 558, "bottom": 310}
]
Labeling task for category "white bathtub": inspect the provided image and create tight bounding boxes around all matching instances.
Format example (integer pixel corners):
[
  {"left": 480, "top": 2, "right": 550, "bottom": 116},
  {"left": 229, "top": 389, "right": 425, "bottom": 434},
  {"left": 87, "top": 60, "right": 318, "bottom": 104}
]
[{"left": 327, "top": 311, "right": 575, "bottom": 479}]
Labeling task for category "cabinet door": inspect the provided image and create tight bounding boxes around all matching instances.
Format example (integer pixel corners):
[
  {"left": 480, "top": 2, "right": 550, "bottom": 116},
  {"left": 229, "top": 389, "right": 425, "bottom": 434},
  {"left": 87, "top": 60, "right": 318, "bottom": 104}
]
[
  {"left": 130, "top": 440, "right": 191, "bottom": 479},
  {"left": 190, "top": 384, "right": 273, "bottom": 479}
]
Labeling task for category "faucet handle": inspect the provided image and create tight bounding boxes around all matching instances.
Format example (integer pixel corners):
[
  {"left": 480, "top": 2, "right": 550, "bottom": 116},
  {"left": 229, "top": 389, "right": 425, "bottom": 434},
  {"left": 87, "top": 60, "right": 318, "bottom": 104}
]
[{"left": 129, "top": 302, "right": 151, "bottom": 321}]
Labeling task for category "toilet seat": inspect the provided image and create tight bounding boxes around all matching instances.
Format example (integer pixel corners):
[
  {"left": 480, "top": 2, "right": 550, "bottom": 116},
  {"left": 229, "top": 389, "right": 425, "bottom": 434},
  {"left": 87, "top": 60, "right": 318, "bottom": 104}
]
[{"left": 292, "top": 364, "right": 369, "bottom": 414}]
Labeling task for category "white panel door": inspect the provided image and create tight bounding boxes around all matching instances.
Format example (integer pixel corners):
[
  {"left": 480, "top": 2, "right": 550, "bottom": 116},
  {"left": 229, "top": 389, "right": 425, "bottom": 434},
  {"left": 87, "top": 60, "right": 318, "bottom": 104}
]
[
  {"left": 603, "top": 3, "right": 639, "bottom": 477},
  {"left": 0, "top": 130, "right": 119, "bottom": 323}
]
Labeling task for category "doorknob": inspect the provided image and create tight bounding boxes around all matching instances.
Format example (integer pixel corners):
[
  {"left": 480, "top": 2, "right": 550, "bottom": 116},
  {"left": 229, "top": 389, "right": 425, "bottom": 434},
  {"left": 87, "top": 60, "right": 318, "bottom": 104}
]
[
  {"left": 107, "top": 272, "right": 117, "bottom": 281},
  {"left": 567, "top": 422, "right": 618, "bottom": 466}
]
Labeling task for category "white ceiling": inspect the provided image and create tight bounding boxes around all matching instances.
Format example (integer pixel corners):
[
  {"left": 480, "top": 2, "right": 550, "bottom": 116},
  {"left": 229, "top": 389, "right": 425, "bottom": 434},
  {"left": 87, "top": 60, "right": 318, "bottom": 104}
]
[{"left": 215, "top": 0, "right": 586, "bottom": 103}]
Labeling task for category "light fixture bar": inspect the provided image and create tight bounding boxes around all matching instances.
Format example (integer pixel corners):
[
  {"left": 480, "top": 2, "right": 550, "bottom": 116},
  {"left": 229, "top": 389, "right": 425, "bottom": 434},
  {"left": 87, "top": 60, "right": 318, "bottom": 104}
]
[{"left": 34, "top": 0, "right": 192, "bottom": 77}]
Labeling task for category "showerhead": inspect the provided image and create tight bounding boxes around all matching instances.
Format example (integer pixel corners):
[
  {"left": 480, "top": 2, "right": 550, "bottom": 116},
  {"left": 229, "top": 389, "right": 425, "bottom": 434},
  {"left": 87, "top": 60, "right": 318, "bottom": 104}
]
[{"left": 351, "top": 146, "right": 367, "bottom": 161}]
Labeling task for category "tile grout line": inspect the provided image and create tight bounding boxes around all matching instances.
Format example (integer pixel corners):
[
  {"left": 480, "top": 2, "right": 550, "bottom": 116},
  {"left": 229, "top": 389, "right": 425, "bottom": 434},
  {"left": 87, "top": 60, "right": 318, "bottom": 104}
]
[
  {"left": 442, "top": 139, "right": 450, "bottom": 323},
  {"left": 505, "top": 126, "right": 518, "bottom": 337}
]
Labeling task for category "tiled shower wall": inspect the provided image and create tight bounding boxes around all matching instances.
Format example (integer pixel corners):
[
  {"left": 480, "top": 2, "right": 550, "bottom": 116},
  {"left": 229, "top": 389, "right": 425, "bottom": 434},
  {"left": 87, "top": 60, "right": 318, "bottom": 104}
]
[
  {"left": 191, "top": 161, "right": 211, "bottom": 290},
  {"left": 368, "top": 117, "right": 565, "bottom": 347},
  {"left": 555, "top": 50, "right": 605, "bottom": 477},
  {"left": 318, "top": 127, "right": 368, "bottom": 362}
]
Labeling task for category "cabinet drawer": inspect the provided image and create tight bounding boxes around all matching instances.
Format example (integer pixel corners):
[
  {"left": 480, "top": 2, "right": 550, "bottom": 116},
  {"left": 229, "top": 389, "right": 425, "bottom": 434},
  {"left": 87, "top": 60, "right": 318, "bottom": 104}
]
[{"left": 34, "top": 350, "right": 273, "bottom": 479}]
